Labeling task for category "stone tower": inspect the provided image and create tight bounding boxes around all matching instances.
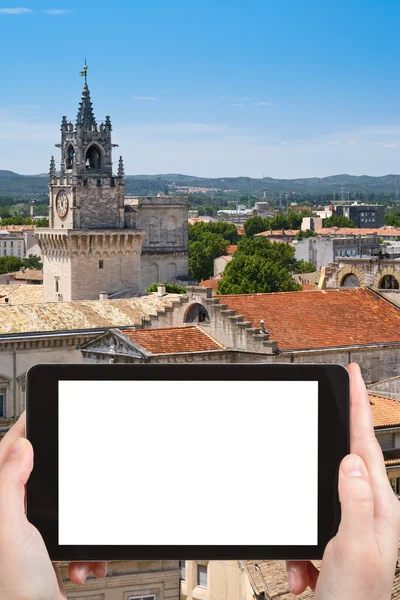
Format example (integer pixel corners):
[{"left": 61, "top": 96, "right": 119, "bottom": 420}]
[{"left": 36, "top": 79, "right": 144, "bottom": 302}]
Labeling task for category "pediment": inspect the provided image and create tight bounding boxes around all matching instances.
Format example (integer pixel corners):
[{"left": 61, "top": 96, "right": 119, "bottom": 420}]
[{"left": 79, "top": 330, "right": 145, "bottom": 358}]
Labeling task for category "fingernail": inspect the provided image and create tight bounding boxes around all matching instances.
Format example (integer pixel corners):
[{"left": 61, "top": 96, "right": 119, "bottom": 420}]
[
  {"left": 343, "top": 455, "right": 364, "bottom": 477},
  {"left": 77, "top": 569, "right": 87, "bottom": 585},
  {"left": 8, "top": 438, "right": 27, "bottom": 459},
  {"left": 288, "top": 568, "right": 297, "bottom": 592}
]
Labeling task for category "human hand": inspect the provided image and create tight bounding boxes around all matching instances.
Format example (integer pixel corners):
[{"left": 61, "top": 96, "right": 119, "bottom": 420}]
[
  {"left": 286, "top": 362, "right": 400, "bottom": 600},
  {"left": 0, "top": 411, "right": 107, "bottom": 599}
]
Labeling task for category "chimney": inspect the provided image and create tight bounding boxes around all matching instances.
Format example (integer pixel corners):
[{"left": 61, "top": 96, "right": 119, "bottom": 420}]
[
  {"left": 99, "top": 291, "right": 108, "bottom": 300},
  {"left": 158, "top": 283, "right": 166, "bottom": 297},
  {"left": 260, "top": 319, "right": 265, "bottom": 332}
]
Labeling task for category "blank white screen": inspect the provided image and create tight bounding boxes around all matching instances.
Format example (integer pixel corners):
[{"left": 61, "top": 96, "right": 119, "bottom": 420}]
[{"left": 58, "top": 380, "right": 318, "bottom": 546}]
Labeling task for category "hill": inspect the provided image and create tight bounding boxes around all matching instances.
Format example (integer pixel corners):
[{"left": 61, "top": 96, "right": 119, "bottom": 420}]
[{"left": 0, "top": 170, "right": 399, "bottom": 199}]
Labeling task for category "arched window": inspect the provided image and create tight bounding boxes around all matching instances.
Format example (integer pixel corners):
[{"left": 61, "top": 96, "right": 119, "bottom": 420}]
[
  {"left": 341, "top": 274, "right": 360, "bottom": 288},
  {"left": 85, "top": 144, "right": 102, "bottom": 170},
  {"left": 379, "top": 275, "right": 399, "bottom": 290},
  {"left": 167, "top": 263, "right": 177, "bottom": 281},
  {"left": 65, "top": 144, "right": 75, "bottom": 170},
  {"left": 184, "top": 303, "right": 210, "bottom": 324},
  {"left": 149, "top": 263, "right": 159, "bottom": 284}
]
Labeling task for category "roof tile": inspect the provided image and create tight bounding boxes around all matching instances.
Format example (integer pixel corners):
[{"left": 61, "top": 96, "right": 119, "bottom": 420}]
[{"left": 121, "top": 326, "right": 223, "bottom": 355}]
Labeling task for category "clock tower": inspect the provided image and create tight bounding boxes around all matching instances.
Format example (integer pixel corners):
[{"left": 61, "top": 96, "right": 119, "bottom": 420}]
[{"left": 36, "top": 68, "right": 144, "bottom": 302}]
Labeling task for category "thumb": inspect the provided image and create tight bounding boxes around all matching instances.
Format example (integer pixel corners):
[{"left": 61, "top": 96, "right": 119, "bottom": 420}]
[
  {"left": 0, "top": 438, "right": 33, "bottom": 525},
  {"left": 337, "top": 453, "right": 374, "bottom": 542}
]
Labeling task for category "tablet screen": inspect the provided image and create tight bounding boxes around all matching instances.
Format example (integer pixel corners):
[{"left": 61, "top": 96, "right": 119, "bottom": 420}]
[{"left": 58, "top": 380, "right": 318, "bottom": 547}]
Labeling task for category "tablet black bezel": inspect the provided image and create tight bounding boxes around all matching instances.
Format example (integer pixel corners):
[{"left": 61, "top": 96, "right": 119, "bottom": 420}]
[{"left": 26, "top": 362, "right": 349, "bottom": 561}]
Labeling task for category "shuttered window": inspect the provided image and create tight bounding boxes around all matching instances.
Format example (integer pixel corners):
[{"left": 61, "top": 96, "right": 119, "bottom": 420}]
[{"left": 377, "top": 432, "right": 395, "bottom": 451}]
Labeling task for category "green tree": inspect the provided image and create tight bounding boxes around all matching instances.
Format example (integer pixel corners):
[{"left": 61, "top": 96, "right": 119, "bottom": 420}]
[
  {"left": 0, "top": 217, "right": 32, "bottom": 226},
  {"left": 325, "top": 215, "right": 356, "bottom": 228},
  {"left": 293, "top": 259, "right": 316, "bottom": 274},
  {"left": 218, "top": 255, "right": 301, "bottom": 294},
  {"left": 33, "top": 218, "right": 49, "bottom": 227},
  {"left": 189, "top": 232, "right": 228, "bottom": 281},
  {"left": 145, "top": 282, "right": 186, "bottom": 294},
  {"left": 0, "top": 256, "right": 23, "bottom": 274},
  {"left": 295, "top": 229, "right": 317, "bottom": 240},
  {"left": 189, "top": 222, "right": 238, "bottom": 244},
  {"left": 243, "top": 216, "right": 268, "bottom": 237},
  {"left": 385, "top": 213, "right": 400, "bottom": 228},
  {"left": 23, "top": 255, "right": 43, "bottom": 270}
]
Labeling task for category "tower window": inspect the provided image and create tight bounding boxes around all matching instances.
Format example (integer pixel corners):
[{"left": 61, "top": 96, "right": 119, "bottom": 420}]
[
  {"left": 55, "top": 279, "right": 59, "bottom": 293},
  {"left": 83, "top": 179, "right": 88, "bottom": 187},
  {"left": 111, "top": 177, "right": 116, "bottom": 187},
  {"left": 85, "top": 144, "right": 102, "bottom": 170},
  {"left": 97, "top": 179, "right": 102, "bottom": 187},
  {"left": 65, "top": 144, "right": 75, "bottom": 170},
  {"left": 99, "top": 260, "right": 104, "bottom": 269}
]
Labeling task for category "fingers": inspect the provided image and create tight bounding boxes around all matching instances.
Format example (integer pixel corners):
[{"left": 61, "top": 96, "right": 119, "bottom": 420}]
[
  {"left": 286, "top": 561, "right": 319, "bottom": 594},
  {"left": 0, "top": 437, "right": 33, "bottom": 527},
  {"left": 347, "top": 363, "right": 396, "bottom": 532},
  {"left": 68, "top": 562, "right": 107, "bottom": 585},
  {"left": 337, "top": 454, "right": 375, "bottom": 542},
  {"left": 0, "top": 411, "right": 26, "bottom": 467}
]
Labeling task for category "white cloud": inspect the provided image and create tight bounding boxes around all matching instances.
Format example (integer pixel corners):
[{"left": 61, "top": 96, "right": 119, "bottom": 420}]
[
  {"left": 44, "top": 9, "right": 71, "bottom": 14},
  {"left": 0, "top": 7, "right": 32, "bottom": 14},
  {"left": 384, "top": 143, "right": 396, "bottom": 148},
  {"left": 133, "top": 96, "right": 158, "bottom": 101}
]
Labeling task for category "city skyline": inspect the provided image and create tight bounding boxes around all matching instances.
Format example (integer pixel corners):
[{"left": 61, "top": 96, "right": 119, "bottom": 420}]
[{"left": 2, "top": 0, "right": 400, "bottom": 177}]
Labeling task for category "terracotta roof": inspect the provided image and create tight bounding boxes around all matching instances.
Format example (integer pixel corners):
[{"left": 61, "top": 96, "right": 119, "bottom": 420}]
[
  {"left": 316, "top": 227, "right": 400, "bottom": 236},
  {"left": 0, "top": 225, "right": 34, "bottom": 231},
  {"left": 370, "top": 394, "right": 400, "bottom": 429},
  {"left": 120, "top": 326, "right": 223, "bottom": 355},
  {"left": 10, "top": 269, "right": 43, "bottom": 281},
  {"left": 0, "top": 284, "right": 43, "bottom": 305},
  {"left": 199, "top": 279, "right": 219, "bottom": 291},
  {"left": 219, "top": 288, "right": 400, "bottom": 351},
  {"left": 384, "top": 449, "right": 400, "bottom": 467},
  {"left": 0, "top": 294, "right": 183, "bottom": 335},
  {"left": 256, "top": 229, "right": 299, "bottom": 237},
  {"left": 227, "top": 245, "right": 237, "bottom": 255}
]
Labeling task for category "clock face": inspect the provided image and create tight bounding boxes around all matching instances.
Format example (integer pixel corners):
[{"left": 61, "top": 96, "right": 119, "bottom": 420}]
[{"left": 56, "top": 191, "right": 69, "bottom": 218}]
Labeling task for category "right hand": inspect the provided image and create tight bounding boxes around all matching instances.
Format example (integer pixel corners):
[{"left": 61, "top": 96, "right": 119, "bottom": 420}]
[{"left": 286, "top": 363, "right": 400, "bottom": 600}]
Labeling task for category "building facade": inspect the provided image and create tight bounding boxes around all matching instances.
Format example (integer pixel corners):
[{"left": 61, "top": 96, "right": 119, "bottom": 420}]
[
  {"left": 294, "top": 234, "right": 380, "bottom": 269},
  {"left": 35, "top": 81, "right": 188, "bottom": 302},
  {"left": 334, "top": 203, "right": 385, "bottom": 228}
]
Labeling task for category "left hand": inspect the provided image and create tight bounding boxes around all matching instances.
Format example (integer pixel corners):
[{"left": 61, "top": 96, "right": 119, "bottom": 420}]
[{"left": 0, "top": 411, "right": 107, "bottom": 599}]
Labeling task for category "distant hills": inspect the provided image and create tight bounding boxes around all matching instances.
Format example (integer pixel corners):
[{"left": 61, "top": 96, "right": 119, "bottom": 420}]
[{"left": 0, "top": 170, "right": 399, "bottom": 198}]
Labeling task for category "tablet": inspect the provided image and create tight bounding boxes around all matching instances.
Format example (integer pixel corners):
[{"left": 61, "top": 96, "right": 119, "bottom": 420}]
[{"left": 26, "top": 363, "right": 349, "bottom": 561}]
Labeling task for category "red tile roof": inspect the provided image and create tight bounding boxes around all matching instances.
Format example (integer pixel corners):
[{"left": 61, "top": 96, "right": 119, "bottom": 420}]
[
  {"left": 256, "top": 229, "right": 299, "bottom": 237},
  {"left": 120, "top": 326, "right": 224, "bottom": 355},
  {"left": 10, "top": 270, "right": 43, "bottom": 281},
  {"left": 316, "top": 227, "right": 400, "bottom": 236},
  {"left": 199, "top": 279, "right": 219, "bottom": 291},
  {"left": 370, "top": 394, "right": 400, "bottom": 429},
  {"left": 219, "top": 288, "right": 400, "bottom": 351}
]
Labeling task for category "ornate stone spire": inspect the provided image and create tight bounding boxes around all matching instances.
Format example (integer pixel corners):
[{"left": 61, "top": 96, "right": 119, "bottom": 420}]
[
  {"left": 117, "top": 156, "right": 125, "bottom": 180},
  {"left": 76, "top": 83, "right": 97, "bottom": 129},
  {"left": 49, "top": 155, "right": 56, "bottom": 178}
]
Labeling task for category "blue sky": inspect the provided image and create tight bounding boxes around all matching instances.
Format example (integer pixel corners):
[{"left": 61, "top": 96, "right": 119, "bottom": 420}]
[{"left": 1, "top": 0, "right": 400, "bottom": 177}]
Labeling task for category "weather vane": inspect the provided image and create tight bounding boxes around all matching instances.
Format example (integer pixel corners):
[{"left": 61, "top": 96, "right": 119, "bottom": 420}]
[{"left": 80, "top": 59, "right": 88, "bottom": 84}]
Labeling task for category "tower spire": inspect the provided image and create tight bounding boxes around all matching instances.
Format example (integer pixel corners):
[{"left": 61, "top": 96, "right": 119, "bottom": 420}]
[
  {"left": 77, "top": 60, "right": 96, "bottom": 129},
  {"left": 118, "top": 156, "right": 125, "bottom": 180},
  {"left": 49, "top": 155, "right": 56, "bottom": 178}
]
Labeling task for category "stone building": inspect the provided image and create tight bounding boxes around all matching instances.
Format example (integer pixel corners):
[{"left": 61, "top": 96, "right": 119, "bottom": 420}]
[
  {"left": 320, "top": 257, "right": 400, "bottom": 290},
  {"left": 35, "top": 79, "right": 188, "bottom": 302}
]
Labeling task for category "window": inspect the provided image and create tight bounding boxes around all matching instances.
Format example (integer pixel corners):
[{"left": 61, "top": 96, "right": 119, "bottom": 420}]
[
  {"left": 127, "top": 596, "right": 156, "bottom": 600},
  {"left": 391, "top": 478, "right": 400, "bottom": 496},
  {"left": 179, "top": 560, "right": 186, "bottom": 581},
  {"left": 83, "top": 179, "right": 88, "bottom": 187},
  {"left": 197, "top": 564, "right": 207, "bottom": 588},
  {"left": 10, "top": 241, "right": 13, "bottom": 247},
  {"left": 55, "top": 279, "right": 59, "bottom": 293},
  {"left": 0, "top": 391, "right": 4, "bottom": 418},
  {"left": 97, "top": 179, "right": 102, "bottom": 187},
  {"left": 99, "top": 260, "right": 104, "bottom": 269},
  {"left": 377, "top": 432, "right": 395, "bottom": 451}
]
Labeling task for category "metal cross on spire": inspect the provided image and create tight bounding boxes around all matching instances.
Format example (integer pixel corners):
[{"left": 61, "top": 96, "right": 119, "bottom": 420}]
[{"left": 80, "top": 59, "right": 88, "bottom": 84}]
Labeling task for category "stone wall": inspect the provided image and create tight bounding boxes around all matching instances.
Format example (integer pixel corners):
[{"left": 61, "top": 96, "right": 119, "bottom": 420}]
[
  {"left": 322, "top": 257, "right": 400, "bottom": 289},
  {"left": 140, "top": 252, "right": 189, "bottom": 290}
]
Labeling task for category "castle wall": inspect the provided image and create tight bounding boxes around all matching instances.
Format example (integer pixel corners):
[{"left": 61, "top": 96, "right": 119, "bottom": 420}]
[{"left": 140, "top": 252, "right": 189, "bottom": 290}]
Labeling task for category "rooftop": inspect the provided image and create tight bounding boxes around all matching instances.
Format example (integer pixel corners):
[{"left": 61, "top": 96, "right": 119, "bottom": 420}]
[
  {"left": 370, "top": 394, "right": 400, "bottom": 429},
  {"left": 316, "top": 227, "right": 400, "bottom": 236},
  {"left": 9, "top": 269, "right": 43, "bottom": 282},
  {"left": 0, "top": 284, "right": 43, "bottom": 305},
  {"left": 218, "top": 288, "right": 400, "bottom": 351},
  {"left": 120, "top": 325, "right": 224, "bottom": 355},
  {"left": 255, "top": 229, "right": 299, "bottom": 237},
  {"left": 0, "top": 293, "right": 183, "bottom": 336}
]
